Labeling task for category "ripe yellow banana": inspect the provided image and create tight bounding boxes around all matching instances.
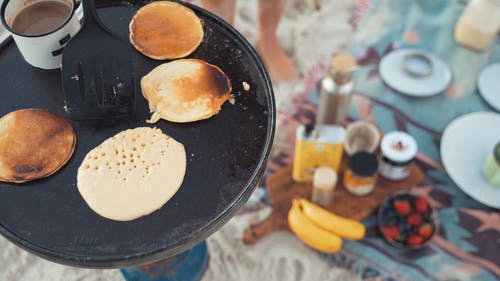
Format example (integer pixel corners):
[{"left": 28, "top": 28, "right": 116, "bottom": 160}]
[
  {"left": 297, "top": 198, "right": 365, "bottom": 240},
  {"left": 288, "top": 199, "right": 342, "bottom": 253}
]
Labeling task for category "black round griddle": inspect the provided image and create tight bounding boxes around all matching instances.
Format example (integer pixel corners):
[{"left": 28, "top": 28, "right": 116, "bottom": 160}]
[{"left": 0, "top": 0, "right": 275, "bottom": 268}]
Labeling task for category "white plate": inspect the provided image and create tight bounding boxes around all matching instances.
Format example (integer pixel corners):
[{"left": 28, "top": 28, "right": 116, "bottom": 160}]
[
  {"left": 478, "top": 63, "right": 500, "bottom": 112},
  {"left": 379, "top": 48, "right": 452, "bottom": 97},
  {"left": 440, "top": 111, "right": 500, "bottom": 209}
]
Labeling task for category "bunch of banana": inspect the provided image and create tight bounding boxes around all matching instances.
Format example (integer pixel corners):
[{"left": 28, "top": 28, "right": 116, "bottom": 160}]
[{"left": 288, "top": 198, "right": 366, "bottom": 253}]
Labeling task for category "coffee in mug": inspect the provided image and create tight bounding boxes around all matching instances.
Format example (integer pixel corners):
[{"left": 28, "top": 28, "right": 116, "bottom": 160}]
[
  {"left": 10, "top": 1, "right": 72, "bottom": 36},
  {"left": 1, "top": 0, "right": 82, "bottom": 69}
]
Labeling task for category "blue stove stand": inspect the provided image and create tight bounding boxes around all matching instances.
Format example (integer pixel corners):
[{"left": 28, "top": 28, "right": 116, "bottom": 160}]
[{"left": 120, "top": 241, "right": 209, "bottom": 281}]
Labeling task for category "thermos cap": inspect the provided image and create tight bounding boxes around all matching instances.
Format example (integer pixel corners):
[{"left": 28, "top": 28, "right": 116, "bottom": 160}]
[{"left": 331, "top": 53, "right": 357, "bottom": 77}]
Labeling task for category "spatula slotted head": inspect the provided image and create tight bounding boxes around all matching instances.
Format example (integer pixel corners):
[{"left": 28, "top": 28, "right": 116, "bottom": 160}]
[{"left": 61, "top": 21, "right": 135, "bottom": 121}]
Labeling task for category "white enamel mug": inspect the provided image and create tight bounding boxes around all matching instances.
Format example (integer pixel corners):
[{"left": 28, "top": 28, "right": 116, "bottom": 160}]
[{"left": 0, "top": 0, "right": 82, "bottom": 69}]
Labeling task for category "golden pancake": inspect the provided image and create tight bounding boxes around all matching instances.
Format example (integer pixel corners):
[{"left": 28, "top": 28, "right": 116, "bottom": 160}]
[
  {"left": 77, "top": 127, "right": 186, "bottom": 221},
  {"left": 141, "top": 59, "right": 232, "bottom": 123},
  {"left": 0, "top": 109, "right": 76, "bottom": 183},
  {"left": 129, "top": 1, "right": 204, "bottom": 60}
]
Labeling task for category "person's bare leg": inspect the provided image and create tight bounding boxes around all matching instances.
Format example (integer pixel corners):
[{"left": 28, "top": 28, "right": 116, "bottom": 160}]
[
  {"left": 201, "top": 0, "right": 236, "bottom": 25},
  {"left": 257, "top": 0, "right": 297, "bottom": 82}
]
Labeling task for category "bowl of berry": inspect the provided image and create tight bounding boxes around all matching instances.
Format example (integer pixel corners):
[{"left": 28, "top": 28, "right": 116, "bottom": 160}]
[{"left": 378, "top": 191, "right": 439, "bottom": 249}]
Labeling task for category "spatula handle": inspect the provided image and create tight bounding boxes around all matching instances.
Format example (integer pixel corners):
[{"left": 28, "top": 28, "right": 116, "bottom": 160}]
[{"left": 81, "top": 0, "right": 103, "bottom": 27}]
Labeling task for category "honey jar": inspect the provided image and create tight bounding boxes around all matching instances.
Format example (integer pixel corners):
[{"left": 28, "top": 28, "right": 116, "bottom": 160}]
[{"left": 343, "top": 151, "right": 378, "bottom": 196}]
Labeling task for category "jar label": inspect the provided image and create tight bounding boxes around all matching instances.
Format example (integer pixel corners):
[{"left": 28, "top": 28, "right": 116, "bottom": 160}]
[{"left": 378, "top": 160, "right": 409, "bottom": 180}]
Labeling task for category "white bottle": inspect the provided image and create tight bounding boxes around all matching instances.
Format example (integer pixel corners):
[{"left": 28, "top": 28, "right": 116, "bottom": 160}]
[{"left": 454, "top": 0, "right": 500, "bottom": 52}]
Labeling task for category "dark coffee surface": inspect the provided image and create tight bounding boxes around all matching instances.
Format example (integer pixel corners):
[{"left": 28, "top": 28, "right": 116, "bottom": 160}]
[{"left": 10, "top": 1, "right": 71, "bottom": 36}]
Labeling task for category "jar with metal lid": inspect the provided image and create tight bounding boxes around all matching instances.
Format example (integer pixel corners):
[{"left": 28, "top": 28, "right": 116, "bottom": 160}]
[
  {"left": 343, "top": 151, "right": 378, "bottom": 196},
  {"left": 378, "top": 131, "right": 418, "bottom": 180}
]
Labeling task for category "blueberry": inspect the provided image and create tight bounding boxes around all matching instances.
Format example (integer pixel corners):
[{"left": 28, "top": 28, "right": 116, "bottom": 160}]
[
  {"left": 399, "top": 194, "right": 414, "bottom": 201},
  {"left": 395, "top": 235, "right": 405, "bottom": 244},
  {"left": 397, "top": 221, "right": 405, "bottom": 229},
  {"left": 397, "top": 221, "right": 411, "bottom": 236},
  {"left": 423, "top": 212, "right": 433, "bottom": 221},
  {"left": 382, "top": 208, "right": 392, "bottom": 218},
  {"left": 386, "top": 216, "right": 398, "bottom": 225},
  {"left": 410, "top": 226, "right": 419, "bottom": 234}
]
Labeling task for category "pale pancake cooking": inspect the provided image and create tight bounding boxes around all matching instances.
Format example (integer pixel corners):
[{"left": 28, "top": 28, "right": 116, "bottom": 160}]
[
  {"left": 141, "top": 59, "right": 232, "bottom": 123},
  {"left": 129, "top": 1, "right": 204, "bottom": 60},
  {"left": 77, "top": 127, "right": 186, "bottom": 221},
  {"left": 0, "top": 109, "right": 76, "bottom": 183}
]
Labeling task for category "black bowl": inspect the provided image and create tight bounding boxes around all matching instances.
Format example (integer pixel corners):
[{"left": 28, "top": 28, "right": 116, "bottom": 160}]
[{"left": 377, "top": 191, "right": 439, "bottom": 249}]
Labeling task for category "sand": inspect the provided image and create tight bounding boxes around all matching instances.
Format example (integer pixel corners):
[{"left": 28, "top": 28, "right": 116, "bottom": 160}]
[
  {"left": 0, "top": 0, "right": 357, "bottom": 280},
  {"left": 227, "top": 0, "right": 355, "bottom": 110}
]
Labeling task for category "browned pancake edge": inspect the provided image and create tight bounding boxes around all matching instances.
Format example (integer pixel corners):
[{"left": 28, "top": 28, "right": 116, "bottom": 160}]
[
  {"left": 0, "top": 108, "right": 76, "bottom": 183},
  {"left": 141, "top": 59, "right": 232, "bottom": 123},
  {"left": 129, "top": 1, "right": 204, "bottom": 60}
]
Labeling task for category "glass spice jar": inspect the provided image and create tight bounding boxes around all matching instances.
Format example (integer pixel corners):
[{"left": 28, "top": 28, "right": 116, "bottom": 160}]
[
  {"left": 343, "top": 151, "right": 378, "bottom": 196},
  {"left": 312, "top": 166, "right": 338, "bottom": 207}
]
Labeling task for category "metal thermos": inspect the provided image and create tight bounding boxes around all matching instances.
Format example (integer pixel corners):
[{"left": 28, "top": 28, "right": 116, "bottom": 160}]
[{"left": 316, "top": 53, "right": 357, "bottom": 126}]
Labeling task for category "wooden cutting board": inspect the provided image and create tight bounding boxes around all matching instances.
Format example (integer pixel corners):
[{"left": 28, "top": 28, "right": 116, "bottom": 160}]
[{"left": 243, "top": 161, "right": 424, "bottom": 245}]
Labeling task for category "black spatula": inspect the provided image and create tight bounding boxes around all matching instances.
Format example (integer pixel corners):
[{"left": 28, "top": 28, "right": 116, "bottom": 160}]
[{"left": 61, "top": 0, "right": 135, "bottom": 121}]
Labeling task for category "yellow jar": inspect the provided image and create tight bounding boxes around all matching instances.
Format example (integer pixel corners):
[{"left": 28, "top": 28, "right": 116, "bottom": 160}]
[{"left": 292, "top": 124, "right": 345, "bottom": 182}]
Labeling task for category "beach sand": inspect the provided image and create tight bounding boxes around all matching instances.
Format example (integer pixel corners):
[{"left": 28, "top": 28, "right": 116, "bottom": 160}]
[{"left": 0, "top": 0, "right": 357, "bottom": 280}]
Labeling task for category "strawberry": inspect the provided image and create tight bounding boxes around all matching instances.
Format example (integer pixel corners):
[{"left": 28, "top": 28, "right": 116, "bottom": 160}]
[
  {"left": 406, "top": 234, "right": 423, "bottom": 246},
  {"left": 418, "top": 223, "right": 434, "bottom": 238},
  {"left": 414, "top": 197, "right": 429, "bottom": 213},
  {"left": 382, "top": 225, "right": 400, "bottom": 240},
  {"left": 407, "top": 213, "right": 423, "bottom": 226},
  {"left": 393, "top": 200, "right": 410, "bottom": 216}
]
